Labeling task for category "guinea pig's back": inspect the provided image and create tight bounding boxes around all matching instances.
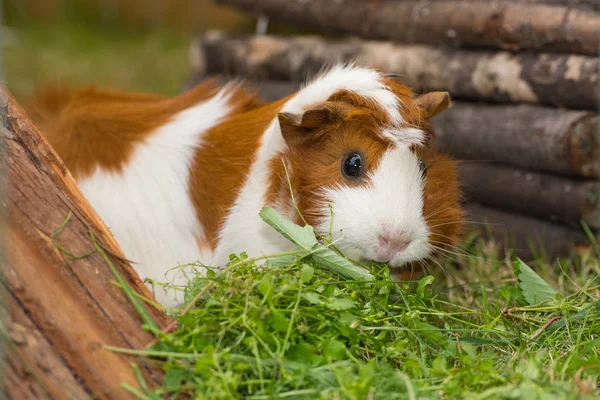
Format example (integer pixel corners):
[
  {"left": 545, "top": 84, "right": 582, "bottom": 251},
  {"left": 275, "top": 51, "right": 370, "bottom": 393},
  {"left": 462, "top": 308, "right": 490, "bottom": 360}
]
[{"left": 26, "top": 80, "right": 257, "bottom": 307}]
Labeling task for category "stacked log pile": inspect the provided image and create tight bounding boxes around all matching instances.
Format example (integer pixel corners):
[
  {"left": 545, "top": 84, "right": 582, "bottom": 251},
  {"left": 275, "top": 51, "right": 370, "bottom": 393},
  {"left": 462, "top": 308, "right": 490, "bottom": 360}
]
[{"left": 185, "top": 0, "right": 600, "bottom": 259}]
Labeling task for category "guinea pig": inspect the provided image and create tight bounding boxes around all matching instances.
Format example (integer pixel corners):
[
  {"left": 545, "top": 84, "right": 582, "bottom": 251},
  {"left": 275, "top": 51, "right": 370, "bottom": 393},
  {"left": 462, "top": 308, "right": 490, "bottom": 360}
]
[{"left": 28, "top": 64, "right": 463, "bottom": 309}]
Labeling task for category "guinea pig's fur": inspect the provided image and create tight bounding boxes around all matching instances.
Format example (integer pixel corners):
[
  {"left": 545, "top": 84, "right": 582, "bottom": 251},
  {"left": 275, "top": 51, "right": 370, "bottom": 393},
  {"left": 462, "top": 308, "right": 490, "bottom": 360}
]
[{"left": 27, "top": 64, "right": 463, "bottom": 308}]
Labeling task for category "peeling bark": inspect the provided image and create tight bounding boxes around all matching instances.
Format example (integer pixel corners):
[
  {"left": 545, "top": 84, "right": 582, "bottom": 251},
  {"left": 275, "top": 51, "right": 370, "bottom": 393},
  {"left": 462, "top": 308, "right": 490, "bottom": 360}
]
[
  {"left": 0, "top": 85, "right": 167, "bottom": 399},
  {"left": 194, "top": 31, "right": 599, "bottom": 110},
  {"left": 497, "top": 0, "right": 599, "bottom": 9},
  {"left": 459, "top": 162, "right": 600, "bottom": 228},
  {"left": 387, "top": 0, "right": 600, "bottom": 10},
  {"left": 216, "top": 0, "right": 600, "bottom": 56}
]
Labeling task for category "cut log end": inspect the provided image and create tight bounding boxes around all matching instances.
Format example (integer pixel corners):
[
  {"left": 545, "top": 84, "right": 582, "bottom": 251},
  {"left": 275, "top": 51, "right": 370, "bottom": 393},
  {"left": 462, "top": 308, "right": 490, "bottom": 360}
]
[{"left": 569, "top": 115, "right": 600, "bottom": 178}]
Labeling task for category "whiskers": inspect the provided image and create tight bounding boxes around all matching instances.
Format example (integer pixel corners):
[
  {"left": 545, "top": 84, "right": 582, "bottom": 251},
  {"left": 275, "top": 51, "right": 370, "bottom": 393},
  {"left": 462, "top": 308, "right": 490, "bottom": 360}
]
[{"left": 417, "top": 254, "right": 452, "bottom": 280}]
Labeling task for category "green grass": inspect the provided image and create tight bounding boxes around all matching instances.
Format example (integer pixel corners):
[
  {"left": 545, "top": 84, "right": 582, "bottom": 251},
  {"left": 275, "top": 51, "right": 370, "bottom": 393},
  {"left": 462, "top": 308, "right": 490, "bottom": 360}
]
[
  {"left": 2, "top": 21, "right": 191, "bottom": 102},
  {"left": 106, "top": 208, "right": 600, "bottom": 400}
]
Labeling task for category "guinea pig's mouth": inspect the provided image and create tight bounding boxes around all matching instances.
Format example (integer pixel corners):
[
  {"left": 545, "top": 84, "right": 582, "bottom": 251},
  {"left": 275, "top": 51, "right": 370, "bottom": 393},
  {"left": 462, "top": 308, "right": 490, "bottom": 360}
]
[
  {"left": 362, "top": 240, "right": 432, "bottom": 270},
  {"left": 326, "top": 235, "right": 430, "bottom": 271}
]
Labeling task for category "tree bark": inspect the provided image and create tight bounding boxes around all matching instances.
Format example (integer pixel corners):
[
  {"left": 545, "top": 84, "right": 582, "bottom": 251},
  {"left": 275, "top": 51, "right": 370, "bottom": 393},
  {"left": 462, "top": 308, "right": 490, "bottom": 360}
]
[
  {"left": 194, "top": 31, "right": 599, "bottom": 110},
  {"left": 431, "top": 102, "right": 600, "bottom": 178},
  {"left": 512, "top": 0, "right": 599, "bottom": 9},
  {"left": 216, "top": 0, "right": 600, "bottom": 56},
  {"left": 464, "top": 203, "right": 591, "bottom": 259},
  {"left": 488, "top": 0, "right": 599, "bottom": 10},
  {"left": 0, "top": 85, "right": 168, "bottom": 399},
  {"left": 383, "top": 0, "right": 600, "bottom": 11},
  {"left": 459, "top": 162, "right": 600, "bottom": 229}
]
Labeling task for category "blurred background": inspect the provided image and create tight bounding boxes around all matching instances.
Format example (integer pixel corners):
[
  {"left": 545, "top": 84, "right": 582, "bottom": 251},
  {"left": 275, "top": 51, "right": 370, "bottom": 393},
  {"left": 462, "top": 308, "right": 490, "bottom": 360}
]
[{"left": 0, "top": 0, "right": 299, "bottom": 101}]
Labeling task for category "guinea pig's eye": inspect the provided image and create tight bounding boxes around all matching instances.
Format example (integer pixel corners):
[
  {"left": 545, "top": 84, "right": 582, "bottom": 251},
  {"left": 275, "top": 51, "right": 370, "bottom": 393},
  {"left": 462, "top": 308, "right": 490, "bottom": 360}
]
[
  {"left": 418, "top": 160, "right": 427, "bottom": 178},
  {"left": 342, "top": 152, "right": 363, "bottom": 179}
]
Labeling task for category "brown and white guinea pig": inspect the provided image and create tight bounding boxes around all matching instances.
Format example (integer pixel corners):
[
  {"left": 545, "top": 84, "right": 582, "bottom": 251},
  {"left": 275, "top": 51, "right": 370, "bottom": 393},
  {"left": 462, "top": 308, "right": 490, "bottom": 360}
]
[{"left": 28, "top": 64, "right": 463, "bottom": 309}]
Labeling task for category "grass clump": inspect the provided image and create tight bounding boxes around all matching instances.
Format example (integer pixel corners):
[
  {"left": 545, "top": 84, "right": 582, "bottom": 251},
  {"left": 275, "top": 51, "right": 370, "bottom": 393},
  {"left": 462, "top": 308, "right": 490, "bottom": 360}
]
[{"left": 111, "top": 209, "right": 600, "bottom": 399}]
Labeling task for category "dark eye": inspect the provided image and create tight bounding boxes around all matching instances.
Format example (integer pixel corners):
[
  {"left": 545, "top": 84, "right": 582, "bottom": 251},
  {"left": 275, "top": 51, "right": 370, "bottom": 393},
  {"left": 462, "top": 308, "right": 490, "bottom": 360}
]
[{"left": 342, "top": 152, "right": 363, "bottom": 179}]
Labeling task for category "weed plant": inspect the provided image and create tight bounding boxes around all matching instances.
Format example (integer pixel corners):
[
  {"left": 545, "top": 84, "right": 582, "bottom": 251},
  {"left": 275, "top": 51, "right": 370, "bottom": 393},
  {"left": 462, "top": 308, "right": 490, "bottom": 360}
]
[{"left": 105, "top": 208, "right": 600, "bottom": 399}]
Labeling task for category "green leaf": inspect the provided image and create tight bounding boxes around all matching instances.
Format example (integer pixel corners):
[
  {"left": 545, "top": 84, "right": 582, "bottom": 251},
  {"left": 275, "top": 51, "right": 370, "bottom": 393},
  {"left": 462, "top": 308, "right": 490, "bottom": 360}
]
[
  {"left": 416, "top": 275, "right": 435, "bottom": 298},
  {"left": 431, "top": 355, "right": 447, "bottom": 375},
  {"left": 259, "top": 207, "right": 317, "bottom": 251},
  {"left": 177, "top": 314, "right": 196, "bottom": 327},
  {"left": 323, "top": 283, "right": 336, "bottom": 298},
  {"left": 338, "top": 312, "right": 358, "bottom": 326},
  {"left": 286, "top": 343, "right": 316, "bottom": 363},
  {"left": 300, "top": 264, "right": 315, "bottom": 283},
  {"left": 327, "top": 297, "right": 356, "bottom": 311},
  {"left": 259, "top": 207, "right": 374, "bottom": 281},
  {"left": 378, "top": 285, "right": 389, "bottom": 295},
  {"left": 301, "top": 292, "right": 323, "bottom": 305},
  {"left": 164, "top": 368, "right": 187, "bottom": 391},
  {"left": 265, "top": 254, "right": 301, "bottom": 267},
  {"left": 269, "top": 310, "right": 290, "bottom": 333},
  {"left": 513, "top": 258, "right": 557, "bottom": 305},
  {"left": 311, "top": 245, "right": 373, "bottom": 281},
  {"left": 412, "top": 319, "right": 448, "bottom": 347},
  {"left": 323, "top": 339, "right": 346, "bottom": 360},
  {"left": 258, "top": 272, "right": 275, "bottom": 298}
]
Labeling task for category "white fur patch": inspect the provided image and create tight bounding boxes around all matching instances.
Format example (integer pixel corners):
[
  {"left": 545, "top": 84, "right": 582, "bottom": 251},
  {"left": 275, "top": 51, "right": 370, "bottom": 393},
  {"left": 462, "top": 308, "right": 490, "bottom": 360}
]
[
  {"left": 293, "top": 64, "right": 403, "bottom": 125},
  {"left": 210, "top": 119, "right": 298, "bottom": 266},
  {"left": 382, "top": 127, "right": 426, "bottom": 146},
  {"left": 315, "top": 146, "right": 431, "bottom": 267},
  {"left": 77, "top": 87, "right": 235, "bottom": 309}
]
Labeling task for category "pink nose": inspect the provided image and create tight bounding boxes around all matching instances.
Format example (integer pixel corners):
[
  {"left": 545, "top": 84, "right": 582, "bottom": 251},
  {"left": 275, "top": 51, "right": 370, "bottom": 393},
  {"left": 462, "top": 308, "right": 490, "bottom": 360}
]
[{"left": 376, "top": 232, "right": 411, "bottom": 262}]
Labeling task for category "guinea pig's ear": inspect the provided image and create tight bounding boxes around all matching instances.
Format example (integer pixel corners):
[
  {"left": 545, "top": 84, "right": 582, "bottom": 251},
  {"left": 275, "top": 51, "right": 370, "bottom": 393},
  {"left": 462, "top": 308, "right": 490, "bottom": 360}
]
[
  {"left": 415, "top": 91, "right": 452, "bottom": 120},
  {"left": 278, "top": 102, "right": 337, "bottom": 144}
]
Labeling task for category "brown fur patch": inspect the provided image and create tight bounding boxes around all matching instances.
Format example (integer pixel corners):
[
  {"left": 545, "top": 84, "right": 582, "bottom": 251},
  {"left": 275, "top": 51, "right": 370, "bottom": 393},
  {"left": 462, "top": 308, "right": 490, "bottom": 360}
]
[
  {"left": 27, "top": 78, "right": 261, "bottom": 179},
  {"left": 189, "top": 96, "right": 291, "bottom": 250},
  {"left": 421, "top": 149, "right": 465, "bottom": 256}
]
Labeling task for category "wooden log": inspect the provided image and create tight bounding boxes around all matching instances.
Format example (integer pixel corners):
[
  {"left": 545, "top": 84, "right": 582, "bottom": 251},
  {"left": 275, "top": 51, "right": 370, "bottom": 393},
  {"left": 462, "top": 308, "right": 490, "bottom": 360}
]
[
  {"left": 0, "top": 84, "right": 168, "bottom": 399},
  {"left": 401, "top": 0, "right": 600, "bottom": 11},
  {"left": 459, "top": 162, "right": 600, "bottom": 229},
  {"left": 193, "top": 31, "right": 599, "bottom": 110},
  {"left": 216, "top": 0, "right": 600, "bottom": 56},
  {"left": 520, "top": 0, "right": 598, "bottom": 9},
  {"left": 432, "top": 102, "right": 600, "bottom": 178},
  {"left": 464, "top": 203, "right": 591, "bottom": 259},
  {"left": 338, "top": 0, "right": 599, "bottom": 11},
  {"left": 488, "top": 0, "right": 599, "bottom": 10}
]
